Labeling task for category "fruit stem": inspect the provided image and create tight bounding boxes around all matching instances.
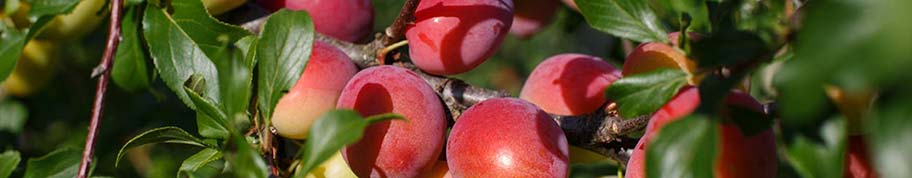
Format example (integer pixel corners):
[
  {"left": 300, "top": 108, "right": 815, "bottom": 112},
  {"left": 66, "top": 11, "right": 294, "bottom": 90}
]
[
  {"left": 379, "top": 40, "right": 409, "bottom": 60},
  {"left": 78, "top": 0, "right": 123, "bottom": 177}
]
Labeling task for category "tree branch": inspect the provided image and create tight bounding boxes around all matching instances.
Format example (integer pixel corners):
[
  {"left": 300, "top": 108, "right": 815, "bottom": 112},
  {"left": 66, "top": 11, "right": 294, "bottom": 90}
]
[
  {"left": 241, "top": 17, "right": 645, "bottom": 165},
  {"left": 380, "top": 0, "right": 420, "bottom": 46},
  {"left": 78, "top": 0, "right": 123, "bottom": 177}
]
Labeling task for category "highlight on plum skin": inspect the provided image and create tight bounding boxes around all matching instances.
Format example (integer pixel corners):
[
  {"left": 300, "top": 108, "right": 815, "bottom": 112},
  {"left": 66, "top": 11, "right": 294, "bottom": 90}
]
[
  {"left": 335, "top": 66, "right": 447, "bottom": 178},
  {"left": 284, "top": 0, "right": 375, "bottom": 42},
  {"left": 447, "top": 98, "right": 569, "bottom": 178},
  {"left": 520, "top": 53, "right": 622, "bottom": 116},
  {"left": 271, "top": 41, "right": 359, "bottom": 140},
  {"left": 405, "top": 0, "right": 515, "bottom": 75}
]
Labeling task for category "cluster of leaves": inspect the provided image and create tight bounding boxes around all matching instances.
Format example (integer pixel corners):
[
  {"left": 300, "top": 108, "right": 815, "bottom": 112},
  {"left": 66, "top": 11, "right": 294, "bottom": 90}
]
[
  {"left": 2, "top": 0, "right": 910, "bottom": 177},
  {"left": 576, "top": 0, "right": 911, "bottom": 177},
  {"left": 2, "top": 0, "right": 397, "bottom": 177}
]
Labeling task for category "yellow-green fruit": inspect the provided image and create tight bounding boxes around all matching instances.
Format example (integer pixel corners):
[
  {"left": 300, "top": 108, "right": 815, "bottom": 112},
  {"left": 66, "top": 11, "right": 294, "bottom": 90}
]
[
  {"left": 2, "top": 40, "right": 58, "bottom": 97},
  {"left": 569, "top": 146, "right": 609, "bottom": 163},
  {"left": 202, "top": 0, "right": 246, "bottom": 15},
  {"left": 3, "top": 1, "right": 32, "bottom": 28},
  {"left": 304, "top": 152, "right": 357, "bottom": 178},
  {"left": 39, "top": 0, "right": 106, "bottom": 40}
]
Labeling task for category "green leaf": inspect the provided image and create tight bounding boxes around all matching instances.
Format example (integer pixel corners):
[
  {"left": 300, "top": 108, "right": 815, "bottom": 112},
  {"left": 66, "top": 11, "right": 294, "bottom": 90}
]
[
  {"left": 168, "top": 0, "right": 252, "bottom": 59},
  {"left": 785, "top": 118, "right": 846, "bottom": 178},
  {"left": 0, "top": 0, "right": 73, "bottom": 82},
  {"left": 27, "top": 0, "right": 80, "bottom": 18},
  {"left": 196, "top": 113, "right": 230, "bottom": 140},
  {"left": 0, "top": 99, "right": 28, "bottom": 133},
  {"left": 605, "top": 68, "right": 688, "bottom": 118},
  {"left": 186, "top": 84, "right": 231, "bottom": 139},
  {"left": 112, "top": 6, "right": 153, "bottom": 92},
  {"left": 776, "top": 0, "right": 912, "bottom": 126},
  {"left": 0, "top": 150, "right": 21, "bottom": 178},
  {"left": 178, "top": 148, "right": 223, "bottom": 178},
  {"left": 0, "top": 25, "right": 27, "bottom": 83},
  {"left": 23, "top": 148, "right": 82, "bottom": 178},
  {"left": 296, "top": 110, "right": 402, "bottom": 176},
  {"left": 691, "top": 29, "right": 771, "bottom": 68},
  {"left": 255, "top": 9, "right": 315, "bottom": 122},
  {"left": 185, "top": 85, "right": 230, "bottom": 125},
  {"left": 653, "top": 0, "right": 711, "bottom": 33},
  {"left": 576, "top": 0, "right": 668, "bottom": 43},
  {"left": 226, "top": 134, "right": 268, "bottom": 178},
  {"left": 646, "top": 115, "right": 718, "bottom": 178},
  {"left": 143, "top": 3, "right": 222, "bottom": 110},
  {"left": 216, "top": 36, "right": 256, "bottom": 119},
  {"left": 115, "top": 126, "right": 209, "bottom": 167}
]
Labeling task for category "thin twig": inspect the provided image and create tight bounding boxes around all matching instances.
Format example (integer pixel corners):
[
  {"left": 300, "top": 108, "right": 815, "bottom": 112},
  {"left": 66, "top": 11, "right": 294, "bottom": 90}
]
[
  {"left": 78, "top": 0, "right": 123, "bottom": 177},
  {"left": 381, "top": 0, "right": 420, "bottom": 46},
  {"left": 240, "top": 15, "right": 647, "bottom": 166}
]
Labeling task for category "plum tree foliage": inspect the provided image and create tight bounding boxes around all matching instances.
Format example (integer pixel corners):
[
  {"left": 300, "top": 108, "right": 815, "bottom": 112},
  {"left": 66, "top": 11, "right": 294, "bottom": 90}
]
[{"left": 0, "top": 0, "right": 909, "bottom": 178}]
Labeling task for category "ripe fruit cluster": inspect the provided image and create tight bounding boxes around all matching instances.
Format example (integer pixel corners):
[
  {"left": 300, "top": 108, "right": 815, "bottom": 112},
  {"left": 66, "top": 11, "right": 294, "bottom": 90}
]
[{"left": 265, "top": 1, "right": 784, "bottom": 177}]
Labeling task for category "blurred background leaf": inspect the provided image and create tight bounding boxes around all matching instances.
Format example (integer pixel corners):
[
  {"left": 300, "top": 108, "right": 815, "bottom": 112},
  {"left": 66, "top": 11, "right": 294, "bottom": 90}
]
[{"left": 646, "top": 115, "right": 717, "bottom": 178}]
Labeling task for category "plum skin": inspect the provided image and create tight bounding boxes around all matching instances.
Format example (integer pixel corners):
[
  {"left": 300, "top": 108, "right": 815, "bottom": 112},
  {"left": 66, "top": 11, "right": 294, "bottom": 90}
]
[
  {"left": 285, "top": 0, "right": 375, "bottom": 42},
  {"left": 405, "top": 0, "right": 514, "bottom": 75},
  {"left": 271, "top": 41, "right": 359, "bottom": 140},
  {"left": 336, "top": 66, "right": 447, "bottom": 178},
  {"left": 520, "top": 53, "right": 621, "bottom": 115},
  {"left": 625, "top": 88, "right": 777, "bottom": 178},
  {"left": 510, "top": 0, "right": 560, "bottom": 39},
  {"left": 447, "top": 98, "right": 569, "bottom": 178}
]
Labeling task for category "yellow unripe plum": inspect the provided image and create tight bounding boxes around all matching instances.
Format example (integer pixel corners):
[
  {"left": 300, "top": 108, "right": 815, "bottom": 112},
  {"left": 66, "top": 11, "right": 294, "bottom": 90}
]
[
  {"left": 271, "top": 42, "right": 359, "bottom": 139},
  {"left": 39, "top": 0, "right": 107, "bottom": 40},
  {"left": 304, "top": 152, "right": 357, "bottom": 178},
  {"left": 202, "top": 0, "right": 246, "bottom": 15},
  {"left": 623, "top": 42, "right": 699, "bottom": 84},
  {"left": 569, "top": 146, "right": 608, "bottom": 163},
  {"left": 2, "top": 40, "right": 58, "bottom": 97}
]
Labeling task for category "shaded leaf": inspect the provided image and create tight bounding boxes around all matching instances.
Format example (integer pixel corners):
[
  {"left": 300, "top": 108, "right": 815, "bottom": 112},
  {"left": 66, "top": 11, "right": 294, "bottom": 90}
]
[
  {"left": 168, "top": 0, "right": 252, "bottom": 59},
  {"left": 785, "top": 118, "right": 846, "bottom": 178},
  {"left": 576, "top": 0, "right": 668, "bottom": 42},
  {"left": 143, "top": 4, "right": 221, "bottom": 110},
  {"left": 0, "top": 25, "right": 27, "bottom": 83},
  {"left": 653, "top": 0, "right": 711, "bottom": 33},
  {"left": 115, "top": 127, "right": 208, "bottom": 167},
  {"left": 255, "top": 9, "right": 315, "bottom": 122},
  {"left": 216, "top": 36, "right": 256, "bottom": 119},
  {"left": 776, "top": 0, "right": 912, "bottom": 126},
  {"left": 605, "top": 68, "right": 688, "bottom": 118},
  {"left": 296, "top": 110, "right": 403, "bottom": 175},
  {"left": 646, "top": 115, "right": 718, "bottom": 178},
  {"left": 0, "top": 0, "right": 70, "bottom": 82},
  {"left": 0, "top": 150, "right": 20, "bottom": 178},
  {"left": 0, "top": 99, "right": 28, "bottom": 133},
  {"left": 186, "top": 84, "right": 231, "bottom": 139},
  {"left": 226, "top": 134, "right": 267, "bottom": 178},
  {"left": 23, "top": 148, "right": 81, "bottom": 178},
  {"left": 112, "top": 6, "right": 152, "bottom": 92},
  {"left": 178, "top": 148, "right": 223, "bottom": 178}
]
